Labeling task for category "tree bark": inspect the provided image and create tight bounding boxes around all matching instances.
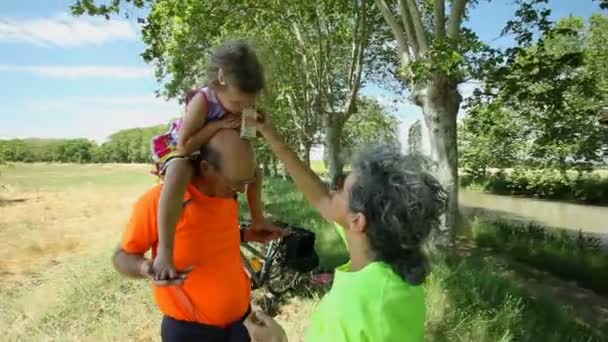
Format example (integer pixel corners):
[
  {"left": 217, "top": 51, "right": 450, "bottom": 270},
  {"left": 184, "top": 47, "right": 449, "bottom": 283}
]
[
  {"left": 417, "top": 78, "right": 461, "bottom": 246},
  {"left": 262, "top": 158, "right": 270, "bottom": 178},
  {"left": 447, "top": 0, "right": 468, "bottom": 38},
  {"left": 270, "top": 157, "right": 278, "bottom": 177},
  {"left": 323, "top": 114, "right": 345, "bottom": 181},
  {"left": 374, "top": 0, "right": 411, "bottom": 65},
  {"left": 302, "top": 141, "right": 312, "bottom": 167},
  {"left": 434, "top": 0, "right": 446, "bottom": 38}
]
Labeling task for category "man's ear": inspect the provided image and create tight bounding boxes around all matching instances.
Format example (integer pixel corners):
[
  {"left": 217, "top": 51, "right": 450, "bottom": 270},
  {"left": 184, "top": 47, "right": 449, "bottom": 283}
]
[
  {"left": 350, "top": 212, "right": 367, "bottom": 234},
  {"left": 200, "top": 160, "right": 210, "bottom": 174}
]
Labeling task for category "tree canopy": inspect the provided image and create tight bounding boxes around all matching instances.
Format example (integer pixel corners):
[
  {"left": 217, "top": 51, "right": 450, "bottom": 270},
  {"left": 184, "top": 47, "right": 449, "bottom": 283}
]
[{"left": 460, "top": 13, "right": 608, "bottom": 175}]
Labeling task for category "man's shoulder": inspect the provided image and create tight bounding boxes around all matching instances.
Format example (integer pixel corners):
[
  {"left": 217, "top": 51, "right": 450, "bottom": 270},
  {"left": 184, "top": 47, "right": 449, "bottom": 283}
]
[{"left": 132, "top": 184, "right": 163, "bottom": 210}]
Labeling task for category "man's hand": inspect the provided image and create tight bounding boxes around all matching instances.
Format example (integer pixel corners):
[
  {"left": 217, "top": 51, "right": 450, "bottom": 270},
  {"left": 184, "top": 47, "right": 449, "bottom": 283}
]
[
  {"left": 244, "top": 220, "right": 287, "bottom": 243},
  {"left": 141, "top": 259, "right": 193, "bottom": 286},
  {"left": 244, "top": 310, "right": 288, "bottom": 342}
]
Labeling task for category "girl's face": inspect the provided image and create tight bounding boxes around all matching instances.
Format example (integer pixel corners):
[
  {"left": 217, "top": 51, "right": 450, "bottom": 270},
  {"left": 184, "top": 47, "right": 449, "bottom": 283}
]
[{"left": 216, "top": 85, "right": 257, "bottom": 114}]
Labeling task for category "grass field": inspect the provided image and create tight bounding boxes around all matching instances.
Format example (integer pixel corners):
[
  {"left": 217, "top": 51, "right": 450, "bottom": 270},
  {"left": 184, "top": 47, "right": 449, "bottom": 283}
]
[
  {"left": 1, "top": 163, "right": 606, "bottom": 341},
  {"left": 0, "top": 163, "right": 344, "bottom": 341}
]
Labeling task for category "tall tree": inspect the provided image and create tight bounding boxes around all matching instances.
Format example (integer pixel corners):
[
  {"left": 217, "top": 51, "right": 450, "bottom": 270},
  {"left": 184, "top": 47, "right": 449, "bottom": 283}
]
[
  {"left": 372, "top": 0, "right": 473, "bottom": 236},
  {"left": 341, "top": 97, "right": 400, "bottom": 162},
  {"left": 407, "top": 120, "right": 423, "bottom": 155},
  {"left": 458, "top": 103, "right": 524, "bottom": 177},
  {"left": 372, "top": 0, "right": 605, "bottom": 236},
  {"left": 71, "top": 0, "right": 383, "bottom": 180},
  {"left": 464, "top": 12, "right": 608, "bottom": 173}
]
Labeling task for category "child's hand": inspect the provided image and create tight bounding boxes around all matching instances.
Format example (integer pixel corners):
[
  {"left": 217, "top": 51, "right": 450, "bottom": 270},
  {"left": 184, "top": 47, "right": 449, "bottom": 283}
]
[
  {"left": 142, "top": 259, "right": 193, "bottom": 286},
  {"left": 246, "top": 219, "right": 288, "bottom": 243},
  {"left": 152, "top": 253, "right": 178, "bottom": 281},
  {"left": 221, "top": 114, "right": 240, "bottom": 129}
]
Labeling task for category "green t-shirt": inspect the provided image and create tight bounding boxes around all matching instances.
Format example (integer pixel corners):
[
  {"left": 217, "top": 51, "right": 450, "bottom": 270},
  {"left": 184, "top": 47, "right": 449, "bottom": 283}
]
[{"left": 305, "top": 223, "right": 425, "bottom": 342}]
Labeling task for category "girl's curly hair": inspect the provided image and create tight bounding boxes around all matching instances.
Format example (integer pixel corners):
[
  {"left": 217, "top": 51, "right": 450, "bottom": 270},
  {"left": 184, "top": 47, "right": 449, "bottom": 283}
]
[{"left": 348, "top": 145, "right": 446, "bottom": 285}]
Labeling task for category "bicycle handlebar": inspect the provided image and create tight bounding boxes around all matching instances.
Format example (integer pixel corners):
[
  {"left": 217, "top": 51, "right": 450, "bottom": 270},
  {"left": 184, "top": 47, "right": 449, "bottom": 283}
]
[
  {"left": 239, "top": 220, "right": 315, "bottom": 240},
  {"left": 239, "top": 220, "right": 304, "bottom": 230}
]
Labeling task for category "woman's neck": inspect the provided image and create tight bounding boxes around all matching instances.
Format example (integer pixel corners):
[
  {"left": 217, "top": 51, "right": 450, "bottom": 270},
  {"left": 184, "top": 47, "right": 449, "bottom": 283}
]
[{"left": 347, "top": 236, "right": 376, "bottom": 271}]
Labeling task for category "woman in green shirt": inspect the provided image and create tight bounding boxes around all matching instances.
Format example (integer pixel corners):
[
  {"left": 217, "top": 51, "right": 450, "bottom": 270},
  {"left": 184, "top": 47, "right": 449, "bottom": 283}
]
[{"left": 244, "top": 114, "right": 446, "bottom": 342}]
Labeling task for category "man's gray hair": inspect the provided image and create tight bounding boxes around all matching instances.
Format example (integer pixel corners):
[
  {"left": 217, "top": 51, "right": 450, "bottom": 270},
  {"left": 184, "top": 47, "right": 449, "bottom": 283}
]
[{"left": 348, "top": 144, "right": 446, "bottom": 285}]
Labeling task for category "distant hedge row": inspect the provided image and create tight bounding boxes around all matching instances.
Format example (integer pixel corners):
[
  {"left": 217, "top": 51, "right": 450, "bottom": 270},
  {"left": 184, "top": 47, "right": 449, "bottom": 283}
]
[
  {"left": 0, "top": 126, "right": 165, "bottom": 164},
  {"left": 461, "top": 169, "right": 608, "bottom": 205}
]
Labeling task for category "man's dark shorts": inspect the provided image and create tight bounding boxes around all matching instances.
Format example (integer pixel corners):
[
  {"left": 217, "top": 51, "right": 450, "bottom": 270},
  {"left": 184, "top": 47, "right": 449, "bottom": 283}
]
[{"left": 161, "top": 311, "right": 251, "bottom": 342}]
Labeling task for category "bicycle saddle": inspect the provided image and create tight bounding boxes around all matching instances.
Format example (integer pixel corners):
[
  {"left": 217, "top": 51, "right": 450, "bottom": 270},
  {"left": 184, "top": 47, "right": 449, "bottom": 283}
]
[{"left": 280, "top": 224, "right": 319, "bottom": 273}]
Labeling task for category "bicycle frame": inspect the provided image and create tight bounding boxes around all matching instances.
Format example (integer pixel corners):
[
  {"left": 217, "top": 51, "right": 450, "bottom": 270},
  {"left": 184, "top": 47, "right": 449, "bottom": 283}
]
[{"left": 239, "top": 220, "right": 316, "bottom": 294}]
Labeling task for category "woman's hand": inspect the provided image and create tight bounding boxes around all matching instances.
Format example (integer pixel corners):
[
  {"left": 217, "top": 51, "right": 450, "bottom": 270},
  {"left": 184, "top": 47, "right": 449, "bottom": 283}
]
[
  {"left": 244, "top": 310, "right": 288, "bottom": 342},
  {"left": 245, "top": 110, "right": 275, "bottom": 137}
]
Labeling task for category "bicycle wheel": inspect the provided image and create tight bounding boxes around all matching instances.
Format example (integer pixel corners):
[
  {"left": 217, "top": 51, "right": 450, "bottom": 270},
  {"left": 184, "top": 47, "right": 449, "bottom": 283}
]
[{"left": 267, "top": 261, "right": 300, "bottom": 295}]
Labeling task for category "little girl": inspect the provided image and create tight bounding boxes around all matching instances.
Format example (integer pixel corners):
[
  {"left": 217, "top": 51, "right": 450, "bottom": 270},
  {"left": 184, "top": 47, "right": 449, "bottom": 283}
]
[{"left": 151, "top": 40, "right": 267, "bottom": 281}]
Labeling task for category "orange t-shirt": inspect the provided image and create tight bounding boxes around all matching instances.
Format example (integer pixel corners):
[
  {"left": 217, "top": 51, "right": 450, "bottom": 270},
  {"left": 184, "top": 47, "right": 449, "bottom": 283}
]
[{"left": 121, "top": 183, "right": 251, "bottom": 327}]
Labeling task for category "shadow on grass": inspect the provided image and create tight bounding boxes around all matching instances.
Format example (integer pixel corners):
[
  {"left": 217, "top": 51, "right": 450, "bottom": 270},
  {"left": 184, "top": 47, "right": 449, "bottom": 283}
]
[
  {"left": 427, "top": 254, "right": 608, "bottom": 342},
  {"left": 465, "top": 216, "right": 608, "bottom": 296},
  {"left": 0, "top": 198, "right": 29, "bottom": 207},
  {"left": 246, "top": 179, "right": 607, "bottom": 341},
  {"left": 242, "top": 179, "right": 349, "bottom": 270}
]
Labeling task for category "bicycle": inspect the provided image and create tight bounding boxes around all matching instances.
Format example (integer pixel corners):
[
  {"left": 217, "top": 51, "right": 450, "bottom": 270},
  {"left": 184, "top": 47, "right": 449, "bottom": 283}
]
[{"left": 240, "top": 220, "right": 319, "bottom": 295}]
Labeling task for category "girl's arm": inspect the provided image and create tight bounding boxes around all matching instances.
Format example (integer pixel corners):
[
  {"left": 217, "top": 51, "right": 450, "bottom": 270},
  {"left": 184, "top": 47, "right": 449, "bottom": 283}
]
[
  {"left": 177, "top": 92, "right": 226, "bottom": 155},
  {"left": 247, "top": 168, "right": 265, "bottom": 222}
]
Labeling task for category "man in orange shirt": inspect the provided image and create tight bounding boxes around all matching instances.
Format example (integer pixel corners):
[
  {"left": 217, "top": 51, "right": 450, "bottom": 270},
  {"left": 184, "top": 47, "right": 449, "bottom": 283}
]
[{"left": 113, "top": 129, "right": 282, "bottom": 342}]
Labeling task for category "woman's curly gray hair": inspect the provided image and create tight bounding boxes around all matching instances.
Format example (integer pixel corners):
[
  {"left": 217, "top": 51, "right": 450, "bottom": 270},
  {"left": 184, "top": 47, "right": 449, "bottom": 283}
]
[{"left": 348, "top": 145, "right": 447, "bottom": 285}]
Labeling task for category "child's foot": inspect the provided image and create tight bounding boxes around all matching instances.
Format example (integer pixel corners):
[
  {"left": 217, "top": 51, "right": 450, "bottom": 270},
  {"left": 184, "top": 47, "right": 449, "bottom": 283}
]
[{"left": 152, "top": 254, "right": 178, "bottom": 280}]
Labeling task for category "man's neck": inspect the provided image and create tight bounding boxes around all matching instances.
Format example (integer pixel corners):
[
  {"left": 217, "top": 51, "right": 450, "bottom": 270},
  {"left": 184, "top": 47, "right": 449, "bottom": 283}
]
[{"left": 191, "top": 176, "right": 216, "bottom": 197}]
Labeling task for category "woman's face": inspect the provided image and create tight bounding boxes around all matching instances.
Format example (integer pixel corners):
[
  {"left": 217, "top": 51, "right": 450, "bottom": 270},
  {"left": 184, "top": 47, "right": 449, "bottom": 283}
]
[{"left": 330, "top": 172, "right": 355, "bottom": 224}]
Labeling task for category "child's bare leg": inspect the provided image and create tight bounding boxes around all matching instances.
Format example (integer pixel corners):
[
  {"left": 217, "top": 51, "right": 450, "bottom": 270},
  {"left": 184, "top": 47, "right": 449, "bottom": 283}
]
[
  {"left": 246, "top": 168, "right": 284, "bottom": 239},
  {"left": 154, "top": 158, "right": 194, "bottom": 280},
  {"left": 247, "top": 167, "right": 264, "bottom": 223}
]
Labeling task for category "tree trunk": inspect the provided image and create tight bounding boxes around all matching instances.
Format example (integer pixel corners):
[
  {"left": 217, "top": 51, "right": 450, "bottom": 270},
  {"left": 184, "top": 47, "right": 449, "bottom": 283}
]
[
  {"left": 302, "top": 141, "right": 312, "bottom": 167},
  {"left": 323, "top": 115, "right": 345, "bottom": 181},
  {"left": 417, "top": 78, "right": 461, "bottom": 247},
  {"left": 270, "top": 157, "right": 278, "bottom": 177},
  {"left": 262, "top": 159, "right": 270, "bottom": 178}
]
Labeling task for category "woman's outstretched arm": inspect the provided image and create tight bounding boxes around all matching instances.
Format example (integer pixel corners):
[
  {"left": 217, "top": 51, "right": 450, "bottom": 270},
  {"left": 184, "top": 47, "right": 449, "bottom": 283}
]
[{"left": 253, "top": 117, "right": 338, "bottom": 224}]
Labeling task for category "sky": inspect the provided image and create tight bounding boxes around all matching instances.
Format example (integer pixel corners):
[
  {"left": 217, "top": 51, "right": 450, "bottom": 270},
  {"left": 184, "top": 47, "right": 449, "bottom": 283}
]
[{"left": 0, "top": 0, "right": 602, "bottom": 153}]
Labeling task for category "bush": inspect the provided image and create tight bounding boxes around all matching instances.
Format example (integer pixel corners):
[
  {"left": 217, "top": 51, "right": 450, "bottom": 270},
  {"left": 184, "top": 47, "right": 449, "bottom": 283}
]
[
  {"left": 485, "top": 170, "right": 511, "bottom": 194},
  {"left": 461, "top": 169, "right": 608, "bottom": 205}
]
